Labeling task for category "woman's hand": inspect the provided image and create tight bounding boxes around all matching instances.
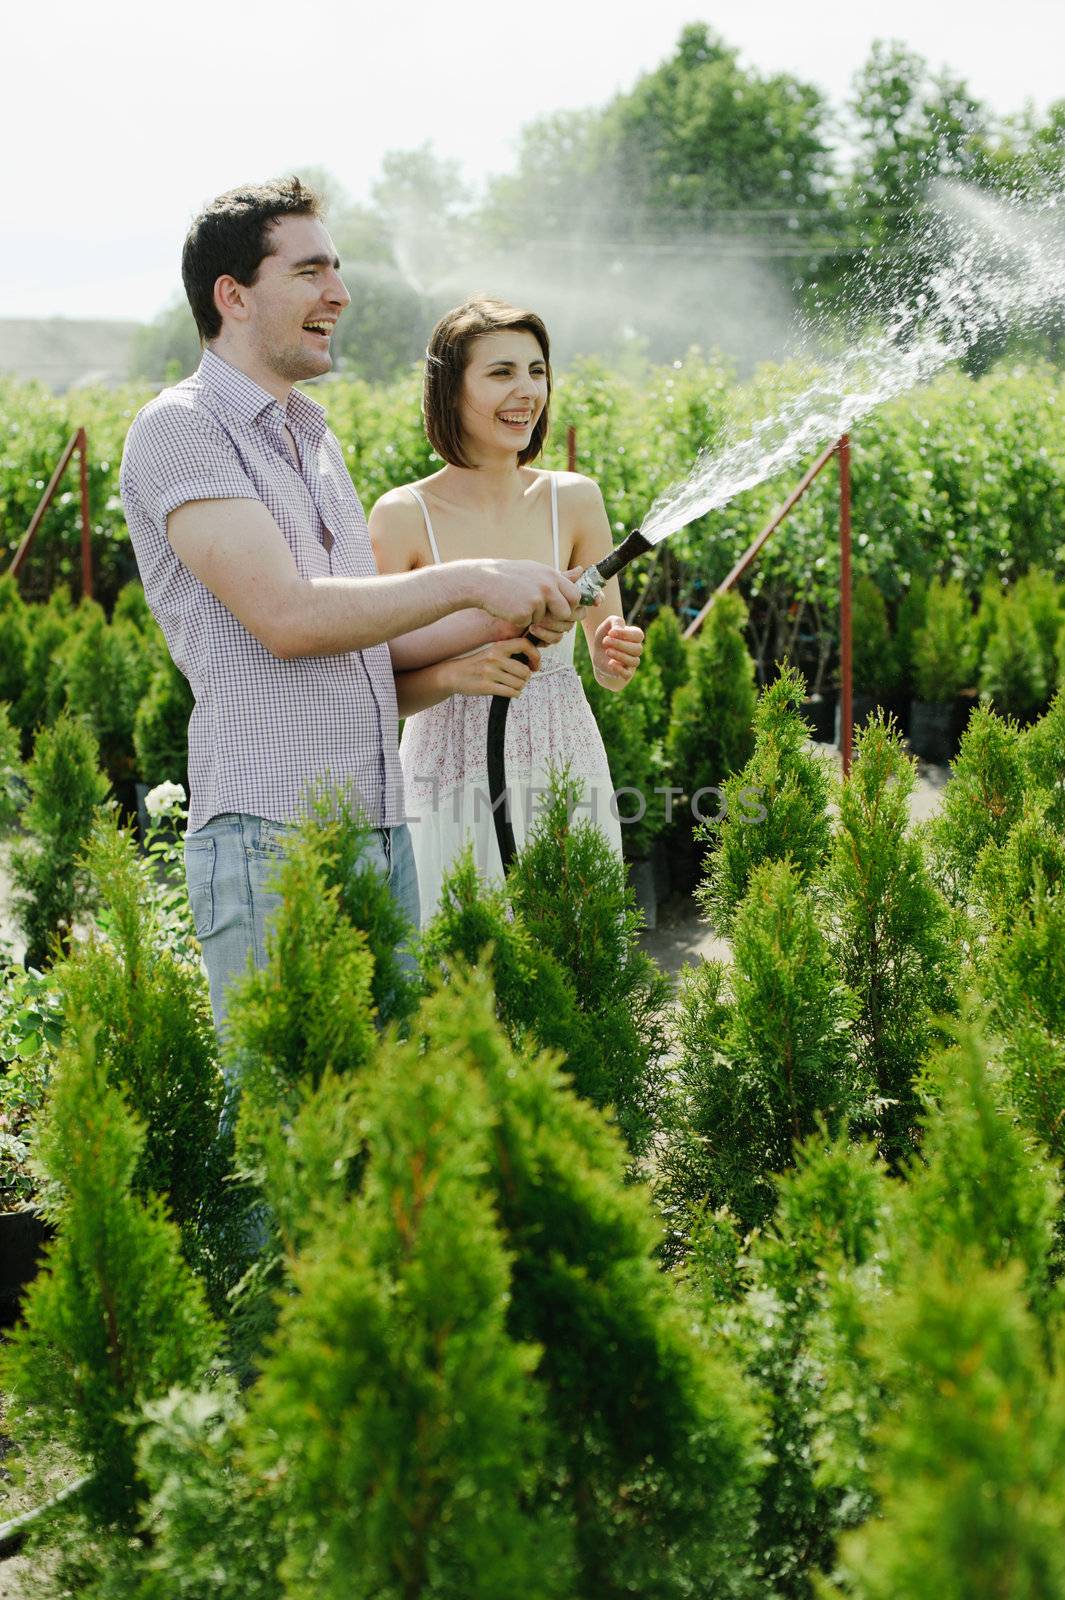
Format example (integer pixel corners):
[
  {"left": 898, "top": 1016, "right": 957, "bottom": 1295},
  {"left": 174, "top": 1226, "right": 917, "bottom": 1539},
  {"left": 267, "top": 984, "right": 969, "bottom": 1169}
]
[
  {"left": 592, "top": 615, "right": 644, "bottom": 689},
  {"left": 443, "top": 637, "right": 542, "bottom": 698}
]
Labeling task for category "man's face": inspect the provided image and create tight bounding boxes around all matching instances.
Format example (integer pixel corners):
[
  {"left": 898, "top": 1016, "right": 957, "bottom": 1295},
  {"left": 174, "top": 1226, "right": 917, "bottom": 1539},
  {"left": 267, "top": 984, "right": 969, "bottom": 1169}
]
[{"left": 240, "top": 214, "right": 351, "bottom": 385}]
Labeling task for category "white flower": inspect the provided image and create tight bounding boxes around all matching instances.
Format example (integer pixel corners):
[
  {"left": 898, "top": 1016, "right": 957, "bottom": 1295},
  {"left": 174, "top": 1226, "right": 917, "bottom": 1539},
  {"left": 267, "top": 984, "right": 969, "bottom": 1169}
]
[{"left": 144, "top": 781, "right": 187, "bottom": 819}]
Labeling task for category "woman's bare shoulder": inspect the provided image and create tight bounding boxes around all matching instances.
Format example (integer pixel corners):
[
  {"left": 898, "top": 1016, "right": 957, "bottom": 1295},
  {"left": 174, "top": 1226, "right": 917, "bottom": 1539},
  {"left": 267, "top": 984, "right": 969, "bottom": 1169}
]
[{"left": 368, "top": 482, "right": 434, "bottom": 570}]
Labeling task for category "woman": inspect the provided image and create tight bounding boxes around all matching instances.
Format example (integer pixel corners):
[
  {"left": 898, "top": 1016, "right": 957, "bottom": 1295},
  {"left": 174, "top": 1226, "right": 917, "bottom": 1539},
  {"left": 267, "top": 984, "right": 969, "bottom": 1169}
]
[{"left": 369, "top": 298, "right": 644, "bottom": 923}]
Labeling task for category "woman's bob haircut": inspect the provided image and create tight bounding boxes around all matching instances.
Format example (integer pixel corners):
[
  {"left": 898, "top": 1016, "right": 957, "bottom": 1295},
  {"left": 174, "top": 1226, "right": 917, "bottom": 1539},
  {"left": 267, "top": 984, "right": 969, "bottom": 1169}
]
[{"left": 423, "top": 297, "right": 552, "bottom": 469}]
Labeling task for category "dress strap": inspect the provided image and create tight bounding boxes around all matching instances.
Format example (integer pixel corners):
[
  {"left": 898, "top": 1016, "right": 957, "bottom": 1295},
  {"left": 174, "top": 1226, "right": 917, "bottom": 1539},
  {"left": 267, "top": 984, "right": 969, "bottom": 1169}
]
[
  {"left": 404, "top": 485, "right": 442, "bottom": 565},
  {"left": 549, "top": 472, "right": 560, "bottom": 569}
]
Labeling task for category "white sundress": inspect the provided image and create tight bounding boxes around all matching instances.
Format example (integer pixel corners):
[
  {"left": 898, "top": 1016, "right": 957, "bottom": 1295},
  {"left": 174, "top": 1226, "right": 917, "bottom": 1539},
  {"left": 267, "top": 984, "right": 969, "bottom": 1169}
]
[{"left": 399, "top": 473, "right": 624, "bottom": 924}]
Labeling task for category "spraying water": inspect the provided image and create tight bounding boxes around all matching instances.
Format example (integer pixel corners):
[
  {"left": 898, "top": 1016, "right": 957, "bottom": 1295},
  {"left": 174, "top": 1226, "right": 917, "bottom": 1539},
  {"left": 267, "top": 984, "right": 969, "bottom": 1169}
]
[{"left": 639, "top": 183, "right": 1065, "bottom": 545}]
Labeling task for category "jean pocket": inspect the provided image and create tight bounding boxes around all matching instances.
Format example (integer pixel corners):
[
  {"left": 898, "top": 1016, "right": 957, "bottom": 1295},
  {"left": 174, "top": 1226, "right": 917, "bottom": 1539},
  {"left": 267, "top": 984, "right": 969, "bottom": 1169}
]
[
  {"left": 252, "top": 819, "right": 297, "bottom": 858},
  {"left": 184, "top": 837, "right": 216, "bottom": 939}
]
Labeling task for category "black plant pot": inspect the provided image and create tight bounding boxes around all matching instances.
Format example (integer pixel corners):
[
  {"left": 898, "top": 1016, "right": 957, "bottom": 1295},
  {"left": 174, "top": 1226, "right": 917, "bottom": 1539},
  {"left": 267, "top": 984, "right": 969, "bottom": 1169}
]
[
  {"left": 909, "top": 699, "right": 955, "bottom": 764},
  {"left": 835, "top": 692, "right": 881, "bottom": 747},
  {"left": 953, "top": 688, "right": 979, "bottom": 747},
  {"left": 0, "top": 1208, "right": 53, "bottom": 1328},
  {"left": 802, "top": 690, "right": 837, "bottom": 743}
]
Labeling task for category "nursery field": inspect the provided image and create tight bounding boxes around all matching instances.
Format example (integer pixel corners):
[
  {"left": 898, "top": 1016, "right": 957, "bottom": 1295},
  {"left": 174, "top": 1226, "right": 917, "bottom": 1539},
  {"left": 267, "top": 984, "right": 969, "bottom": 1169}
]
[{"left": 5, "top": 354, "right": 1065, "bottom": 1596}]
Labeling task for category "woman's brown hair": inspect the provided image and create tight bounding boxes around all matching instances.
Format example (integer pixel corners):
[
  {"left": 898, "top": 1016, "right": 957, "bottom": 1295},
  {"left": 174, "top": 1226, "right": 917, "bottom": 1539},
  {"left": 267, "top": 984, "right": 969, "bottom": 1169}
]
[{"left": 423, "top": 298, "right": 552, "bottom": 469}]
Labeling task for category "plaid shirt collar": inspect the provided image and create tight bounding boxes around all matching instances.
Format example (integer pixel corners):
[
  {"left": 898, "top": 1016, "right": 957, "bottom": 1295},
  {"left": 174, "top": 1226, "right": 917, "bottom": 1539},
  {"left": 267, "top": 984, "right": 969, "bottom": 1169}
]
[{"left": 198, "top": 347, "right": 328, "bottom": 449}]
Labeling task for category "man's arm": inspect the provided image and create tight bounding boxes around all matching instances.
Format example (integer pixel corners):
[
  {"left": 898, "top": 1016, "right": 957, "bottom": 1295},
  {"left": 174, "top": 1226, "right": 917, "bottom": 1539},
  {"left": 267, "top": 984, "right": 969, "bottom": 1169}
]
[{"left": 166, "top": 497, "right": 580, "bottom": 658}]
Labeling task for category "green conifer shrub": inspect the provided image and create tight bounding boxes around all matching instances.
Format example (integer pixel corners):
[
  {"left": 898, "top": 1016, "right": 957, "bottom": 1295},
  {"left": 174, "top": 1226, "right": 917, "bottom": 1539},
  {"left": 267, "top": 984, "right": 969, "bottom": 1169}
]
[
  {"left": 60, "top": 602, "right": 154, "bottom": 793},
  {"left": 699, "top": 666, "right": 832, "bottom": 936},
  {"left": 54, "top": 816, "right": 230, "bottom": 1296},
  {"left": 14, "top": 587, "right": 73, "bottom": 750},
  {"left": 850, "top": 576, "right": 896, "bottom": 698},
  {"left": 421, "top": 849, "right": 661, "bottom": 1161},
  {"left": 927, "top": 704, "right": 1027, "bottom": 902},
  {"left": 891, "top": 577, "right": 927, "bottom": 702},
  {"left": 665, "top": 589, "right": 758, "bottom": 824},
  {"left": 0, "top": 699, "right": 22, "bottom": 833},
  {"left": 827, "top": 1253, "right": 1065, "bottom": 1600},
  {"left": 688, "top": 1131, "right": 889, "bottom": 1596},
  {"left": 246, "top": 983, "right": 564, "bottom": 1600},
  {"left": 133, "top": 653, "right": 193, "bottom": 791},
  {"left": 111, "top": 579, "right": 154, "bottom": 633},
  {"left": 980, "top": 591, "right": 1049, "bottom": 724},
  {"left": 662, "top": 858, "right": 861, "bottom": 1233},
  {"left": 826, "top": 716, "right": 959, "bottom": 1166},
  {"left": 1013, "top": 568, "right": 1063, "bottom": 699},
  {"left": 11, "top": 711, "right": 109, "bottom": 968},
  {"left": 1020, "top": 688, "right": 1065, "bottom": 829},
  {"left": 506, "top": 776, "right": 670, "bottom": 1157},
  {"left": 0, "top": 1022, "right": 219, "bottom": 1531},
  {"left": 0, "top": 571, "right": 29, "bottom": 713},
  {"left": 911, "top": 577, "right": 976, "bottom": 703},
  {"left": 575, "top": 630, "right": 665, "bottom": 859},
  {"left": 642, "top": 603, "right": 691, "bottom": 728},
  {"left": 901, "top": 1018, "right": 1061, "bottom": 1321},
  {"left": 969, "top": 801, "right": 1065, "bottom": 936}
]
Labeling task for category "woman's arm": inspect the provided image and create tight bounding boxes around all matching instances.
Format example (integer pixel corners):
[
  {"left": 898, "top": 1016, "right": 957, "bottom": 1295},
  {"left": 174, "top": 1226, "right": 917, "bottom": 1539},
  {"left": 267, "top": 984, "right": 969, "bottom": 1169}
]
[
  {"left": 563, "top": 476, "right": 645, "bottom": 692},
  {"left": 394, "top": 637, "right": 542, "bottom": 717}
]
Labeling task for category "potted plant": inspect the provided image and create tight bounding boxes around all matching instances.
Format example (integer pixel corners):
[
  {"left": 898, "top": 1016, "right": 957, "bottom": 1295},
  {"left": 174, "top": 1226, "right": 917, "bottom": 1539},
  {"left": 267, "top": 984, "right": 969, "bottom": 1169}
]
[
  {"left": 837, "top": 576, "right": 898, "bottom": 747},
  {"left": 980, "top": 592, "right": 1049, "bottom": 726},
  {"left": 909, "top": 578, "right": 977, "bottom": 763}
]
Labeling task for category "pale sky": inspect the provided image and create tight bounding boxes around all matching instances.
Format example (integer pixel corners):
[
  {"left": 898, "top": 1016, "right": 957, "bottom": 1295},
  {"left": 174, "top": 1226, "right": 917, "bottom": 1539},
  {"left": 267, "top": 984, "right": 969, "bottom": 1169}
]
[{"left": 2, "top": 0, "right": 1062, "bottom": 321}]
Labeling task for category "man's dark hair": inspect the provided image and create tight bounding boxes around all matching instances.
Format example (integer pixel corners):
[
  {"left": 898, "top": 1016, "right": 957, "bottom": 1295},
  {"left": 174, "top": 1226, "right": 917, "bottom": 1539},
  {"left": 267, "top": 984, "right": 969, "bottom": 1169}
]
[{"left": 181, "top": 176, "right": 323, "bottom": 342}]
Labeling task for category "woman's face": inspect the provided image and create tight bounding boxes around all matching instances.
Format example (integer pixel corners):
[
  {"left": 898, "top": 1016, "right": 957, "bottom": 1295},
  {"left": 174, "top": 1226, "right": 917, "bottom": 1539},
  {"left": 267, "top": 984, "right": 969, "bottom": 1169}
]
[{"left": 458, "top": 329, "right": 549, "bottom": 460}]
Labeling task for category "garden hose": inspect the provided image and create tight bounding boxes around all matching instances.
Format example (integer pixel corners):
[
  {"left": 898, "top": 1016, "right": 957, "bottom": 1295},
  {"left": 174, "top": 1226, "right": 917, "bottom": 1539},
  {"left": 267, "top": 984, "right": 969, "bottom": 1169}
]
[{"left": 486, "top": 528, "right": 653, "bottom": 871}]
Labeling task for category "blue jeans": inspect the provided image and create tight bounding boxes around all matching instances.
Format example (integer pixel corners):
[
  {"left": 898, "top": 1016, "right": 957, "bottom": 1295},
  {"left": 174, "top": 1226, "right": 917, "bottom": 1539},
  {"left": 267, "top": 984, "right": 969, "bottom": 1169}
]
[{"left": 184, "top": 812, "right": 420, "bottom": 1035}]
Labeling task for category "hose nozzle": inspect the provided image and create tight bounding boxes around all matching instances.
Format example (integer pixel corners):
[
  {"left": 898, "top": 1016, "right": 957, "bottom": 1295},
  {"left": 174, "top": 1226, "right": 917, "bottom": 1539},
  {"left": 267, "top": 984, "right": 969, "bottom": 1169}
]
[{"left": 576, "top": 527, "right": 653, "bottom": 606}]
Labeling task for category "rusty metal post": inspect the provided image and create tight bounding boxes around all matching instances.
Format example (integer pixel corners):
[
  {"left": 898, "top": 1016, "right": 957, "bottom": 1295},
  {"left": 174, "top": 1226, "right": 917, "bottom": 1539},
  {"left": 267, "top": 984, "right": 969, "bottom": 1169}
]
[
  {"left": 77, "top": 428, "right": 93, "bottom": 600},
  {"left": 566, "top": 424, "right": 576, "bottom": 473},
  {"left": 839, "top": 433, "right": 853, "bottom": 777}
]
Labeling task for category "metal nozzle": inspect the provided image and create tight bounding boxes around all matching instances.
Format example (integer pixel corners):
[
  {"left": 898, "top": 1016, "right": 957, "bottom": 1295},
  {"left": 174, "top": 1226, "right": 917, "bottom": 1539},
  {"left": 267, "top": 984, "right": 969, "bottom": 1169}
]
[{"left": 576, "top": 527, "right": 653, "bottom": 607}]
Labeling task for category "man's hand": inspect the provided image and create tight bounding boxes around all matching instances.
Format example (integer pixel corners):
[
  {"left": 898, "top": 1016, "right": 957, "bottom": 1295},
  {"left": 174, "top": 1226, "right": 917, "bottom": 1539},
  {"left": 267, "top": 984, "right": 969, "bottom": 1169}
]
[
  {"left": 471, "top": 560, "right": 581, "bottom": 631},
  {"left": 592, "top": 615, "right": 644, "bottom": 688}
]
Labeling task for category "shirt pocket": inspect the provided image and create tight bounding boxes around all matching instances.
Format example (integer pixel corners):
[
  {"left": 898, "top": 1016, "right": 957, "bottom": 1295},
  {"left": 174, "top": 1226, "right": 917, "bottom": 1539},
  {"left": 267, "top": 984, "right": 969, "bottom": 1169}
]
[{"left": 184, "top": 836, "right": 216, "bottom": 939}]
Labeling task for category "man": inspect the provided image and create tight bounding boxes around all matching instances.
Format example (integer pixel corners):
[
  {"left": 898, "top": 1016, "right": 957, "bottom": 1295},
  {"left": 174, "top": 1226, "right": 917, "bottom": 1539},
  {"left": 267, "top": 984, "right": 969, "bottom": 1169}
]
[{"left": 120, "top": 177, "right": 579, "bottom": 1030}]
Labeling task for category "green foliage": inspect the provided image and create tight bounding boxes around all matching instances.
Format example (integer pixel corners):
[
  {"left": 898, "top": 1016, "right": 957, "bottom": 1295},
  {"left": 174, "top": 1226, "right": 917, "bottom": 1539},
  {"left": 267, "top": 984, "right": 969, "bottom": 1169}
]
[
  {"left": 14, "top": 586, "right": 73, "bottom": 748},
  {"left": 575, "top": 627, "right": 664, "bottom": 858},
  {"left": 0, "top": 1022, "right": 219, "bottom": 1530},
  {"left": 60, "top": 602, "right": 155, "bottom": 791},
  {"left": 850, "top": 576, "right": 896, "bottom": 696},
  {"left": 891, "top": 577, "right": 927, "bottom": 700},
  {"left": 827, "top": 717, "right": 959, "bottom": 1166},
  {"left": 0, "top": 571, "right": 29, "bottom": 711},
  {"left": 911, "top": 577, "right": 975, "bottom": 702},
  {"left": 1020, "top": 688, "right": 1065, "bottom": 830},
  {"left": 422, "top": 783, "right": 669, "bottom": 1161},
  {"left": 111, "top": 579, "right": 154, "bottom": 633},
  {"left": 663, "top": 859, "right": 860, "bottom": 1233},
  {"left": 827, "top": 1254, "right": 1065, "bottom": 1600},
  {"left": 0, "top": 699, "right": 23, "bottom": 834},
  {"left": 699, "top": 667, "right": 832, "bottom": 935},
  {"left": 665, "top": 589, "right": 757, "bottom": 817},
  {"left": 133, "top": 653, "right": 193, "bottom": 789},
  {"left": 53, "top": 816, "right": 230, "bottom": 1296},
  {"left": 10, "top": 711, "right": 110, "bottom": 968},
  {"left": 247, "top": 982, "right": 561, "bottom": 1600},
  {"left": 0, "top": 963, "right": 62, "bottom": 1209},
  {"left": 980, "top": 588, "right": 1050, "bottom": 722},
  {"left": 903, "top": 1018, "right": 1061, "bottom": 1319},
  {"left": 689, "top": 1131, "right": 889, "bottom": 1595},
  {"left": 643, "top": 604, "right": 690, "bottom": 720},
  {"left": 928, "top": 704, "right": 1027, "bottom": 902}
]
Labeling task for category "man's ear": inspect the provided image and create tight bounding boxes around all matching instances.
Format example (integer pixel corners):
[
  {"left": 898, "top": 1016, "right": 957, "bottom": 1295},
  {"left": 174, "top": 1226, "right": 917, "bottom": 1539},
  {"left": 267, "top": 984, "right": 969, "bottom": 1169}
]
[{"left": 214, "top": 274, "right": 249, "bottom": 325}]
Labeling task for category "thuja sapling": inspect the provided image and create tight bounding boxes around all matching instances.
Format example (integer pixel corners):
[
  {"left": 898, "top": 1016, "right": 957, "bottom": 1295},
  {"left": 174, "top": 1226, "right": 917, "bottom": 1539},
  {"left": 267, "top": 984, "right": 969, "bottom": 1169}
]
[
  {"left": 642, "top": 602, "right": 691, "bottom": 719},
  {"left": 11, "top": 711, "right": 109, "bottom": 969},
  {"left": 54, "top": 815, "right": 231, "bottom": 1303},
  {"left": 826, "top": 1253, "right": 1065, "bottom": 1600},
  {"left": 662, "top": 857, "right": 861, "bottom": 1235},
  {"left": 1021, "top": 686, "right": 1065, "bottom": 830},
  {"left": 421, "top": 848, "right": 659, "bottom": 1161},
  {"left": 14, "top": 587, "right": 72, "bottom": 754},
  {"left": 927, "top": 704, "right": 1027, "bottom": 904},
  {"left": 0, "top": 572, "right": 28, "bottom": 714},
  {"left": 665, "top": 588, "right": 757, "bottom": 827},
  {"left": 826, "top": 716, "right": 959, "bottom": 1168},
  {"left": 0, "top": 1022, "right": 219, "bottom": 1532},
  {"left": 699, "top": 666, "right": 832, "bottom": 937},
  {"left": 979, "top": 592, "right": 1049, "bottom": 725}
]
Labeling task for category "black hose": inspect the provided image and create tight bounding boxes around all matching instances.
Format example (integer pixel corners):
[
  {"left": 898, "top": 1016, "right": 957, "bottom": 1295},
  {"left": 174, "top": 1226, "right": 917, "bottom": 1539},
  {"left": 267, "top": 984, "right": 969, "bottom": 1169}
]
[{"left": 486, "top": 529, "right": 653, "bottom": 873}]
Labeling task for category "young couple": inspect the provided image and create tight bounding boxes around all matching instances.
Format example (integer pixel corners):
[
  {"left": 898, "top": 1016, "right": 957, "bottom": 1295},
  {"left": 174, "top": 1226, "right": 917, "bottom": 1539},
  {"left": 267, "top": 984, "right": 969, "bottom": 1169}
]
[{"left": 120, "top": 177, "right": 645, "bottom": 1032}]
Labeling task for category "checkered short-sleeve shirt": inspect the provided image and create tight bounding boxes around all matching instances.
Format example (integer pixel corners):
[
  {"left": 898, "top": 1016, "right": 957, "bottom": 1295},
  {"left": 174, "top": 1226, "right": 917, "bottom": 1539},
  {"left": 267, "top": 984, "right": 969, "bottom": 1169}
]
[{"left": 119, "top": 348, "right": 404, "bottom": 832}]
